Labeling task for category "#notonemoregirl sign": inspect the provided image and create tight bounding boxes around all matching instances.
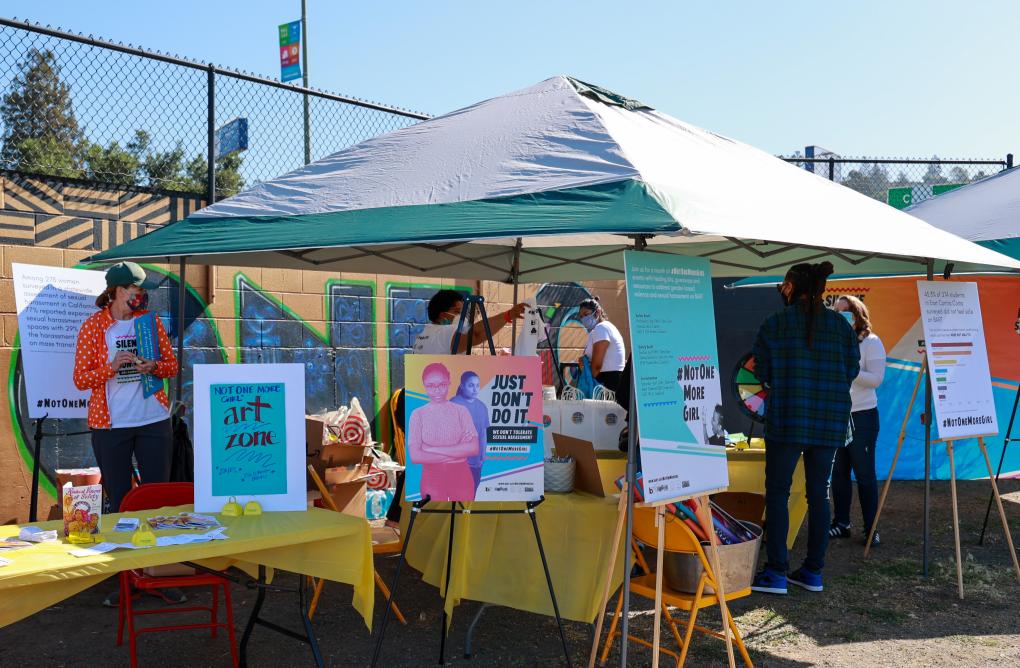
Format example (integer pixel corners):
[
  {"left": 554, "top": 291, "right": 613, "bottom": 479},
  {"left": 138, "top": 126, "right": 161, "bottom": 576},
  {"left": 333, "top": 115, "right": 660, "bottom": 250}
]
[{"left": 193, "top": 363, "right": 306, "bottom": 512}]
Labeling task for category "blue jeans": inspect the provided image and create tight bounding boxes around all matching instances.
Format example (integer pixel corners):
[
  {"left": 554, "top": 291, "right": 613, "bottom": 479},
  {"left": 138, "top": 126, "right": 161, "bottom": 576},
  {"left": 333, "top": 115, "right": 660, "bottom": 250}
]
[
  {"left": 764, "top": 442, "right": 838, "bottom": 573},
  {"left": 831, "top": 408, "right": 880, "bottom": 531}
]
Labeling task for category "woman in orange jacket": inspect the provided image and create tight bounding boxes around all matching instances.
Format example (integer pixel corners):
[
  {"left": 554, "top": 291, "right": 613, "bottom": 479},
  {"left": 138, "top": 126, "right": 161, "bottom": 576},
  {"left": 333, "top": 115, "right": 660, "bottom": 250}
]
[{"left": 73, "top": 261, "right": 179, "bottom": 515}]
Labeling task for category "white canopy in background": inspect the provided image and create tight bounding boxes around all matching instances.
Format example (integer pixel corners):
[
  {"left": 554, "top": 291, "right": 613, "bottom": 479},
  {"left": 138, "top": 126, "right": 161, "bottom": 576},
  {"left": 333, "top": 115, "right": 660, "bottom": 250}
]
[
  {"left": 91, "top": 76, "right": 1020, "bottom": 279},
  {"left": 907, "top": 166, "right": 1020, "bottom": 260}
]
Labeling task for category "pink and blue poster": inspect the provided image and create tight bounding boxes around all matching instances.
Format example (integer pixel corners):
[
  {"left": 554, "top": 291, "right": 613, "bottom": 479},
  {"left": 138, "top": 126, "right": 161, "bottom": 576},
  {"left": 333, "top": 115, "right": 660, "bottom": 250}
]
[{"left": 404, "top": 355, "right": 544, "bottom": 502}]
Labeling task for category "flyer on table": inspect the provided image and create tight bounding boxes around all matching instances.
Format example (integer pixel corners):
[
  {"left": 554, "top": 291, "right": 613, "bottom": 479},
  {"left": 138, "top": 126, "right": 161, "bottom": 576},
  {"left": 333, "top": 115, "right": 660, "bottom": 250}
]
[
  {"left": 404, "top": 355, "right": 544, "bottom": 502},
  {"left": 917, "top": 281, "right": 999, "bottom": 440},
  {"left": 624, "top": 251, "right": 728, "bottom": 504}
]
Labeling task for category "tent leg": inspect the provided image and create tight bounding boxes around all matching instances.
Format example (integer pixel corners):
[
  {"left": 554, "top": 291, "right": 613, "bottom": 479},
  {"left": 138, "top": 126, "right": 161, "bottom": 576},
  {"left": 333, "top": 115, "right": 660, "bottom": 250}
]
[
  {"left": 175, "top": 256, "right": 187, "bottom": 404},
  {"left": 923, "top": 258, "right": 933, "bottom": 577},
  {"left": 511, "top": 237, "right": 522, "bottom": 351}
]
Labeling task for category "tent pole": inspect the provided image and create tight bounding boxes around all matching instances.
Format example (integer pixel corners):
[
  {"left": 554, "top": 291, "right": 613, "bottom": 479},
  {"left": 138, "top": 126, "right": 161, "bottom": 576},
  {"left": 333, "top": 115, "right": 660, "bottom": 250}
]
[
  {"left": 923, "top": 257, "right": 934, "bottom": 577},
  {"left": 511, "top": 237, "right": 522, "bottom": 350},
  {"left": 175, "top": 257, "right": 187, "bottom": 405},
  {"left": 620, "top": 235, "right": 647, "bottom": 668}
]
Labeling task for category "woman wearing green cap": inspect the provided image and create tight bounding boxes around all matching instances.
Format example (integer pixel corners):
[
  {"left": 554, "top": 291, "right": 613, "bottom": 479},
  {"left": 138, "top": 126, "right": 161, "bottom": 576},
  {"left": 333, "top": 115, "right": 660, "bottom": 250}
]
[{"left": 73, "top": 261, "right": 179, "bottom": 513}]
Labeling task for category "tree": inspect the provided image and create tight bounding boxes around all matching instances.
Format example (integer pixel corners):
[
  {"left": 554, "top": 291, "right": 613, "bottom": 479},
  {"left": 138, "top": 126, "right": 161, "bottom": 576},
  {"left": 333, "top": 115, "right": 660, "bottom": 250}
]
[
  {"left": 839, "top": 162, "right": 890, "bottom": 201},
  {"left": 1, "top": 48, "right": 85, "bottom": 176},
  {"left": 183, "top": 152, "right": 245, "bottom": 199},
  {"left": 922, "top": 156, "right": 947, "bottom": 185},
  {"left": 83, "top": 141, "right": 140, "bottom": 186},
  {"left": 948, "top": 166, "right": 970, "bottom": 184}
]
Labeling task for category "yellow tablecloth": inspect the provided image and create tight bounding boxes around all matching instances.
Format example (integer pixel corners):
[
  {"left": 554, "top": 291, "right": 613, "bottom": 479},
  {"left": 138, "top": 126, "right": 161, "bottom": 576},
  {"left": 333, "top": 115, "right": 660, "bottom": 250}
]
[
  {"left": 402, "top": 492, "right": 627, "bottom": 624},
  {"left": 598, "top": 449, "right": 807, "bottom": 548},
  {"left": 0, "top": 505, "right": 374, "bottom": 629},
  {"left": 399, "top": 448, "right": 807, "bottom": 626}
]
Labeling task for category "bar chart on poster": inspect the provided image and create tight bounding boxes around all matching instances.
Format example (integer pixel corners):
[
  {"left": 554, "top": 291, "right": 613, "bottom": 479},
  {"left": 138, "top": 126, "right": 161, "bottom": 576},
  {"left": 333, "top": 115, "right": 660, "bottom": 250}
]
[{"left": 917, "top": 281, "right": 999, "bottom": 440}]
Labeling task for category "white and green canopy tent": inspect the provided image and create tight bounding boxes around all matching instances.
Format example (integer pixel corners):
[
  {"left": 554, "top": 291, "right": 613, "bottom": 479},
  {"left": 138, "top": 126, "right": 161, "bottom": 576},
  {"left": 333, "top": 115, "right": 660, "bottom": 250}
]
[
  {"left": 90, "top": 75, "right": 1020, "bottom": 666},
  {"left": 91, "top": 76, "right": 1020, "bottom": 280},
  {"left": 906, "top": 164, "right": 1020, "bottom": 260}
]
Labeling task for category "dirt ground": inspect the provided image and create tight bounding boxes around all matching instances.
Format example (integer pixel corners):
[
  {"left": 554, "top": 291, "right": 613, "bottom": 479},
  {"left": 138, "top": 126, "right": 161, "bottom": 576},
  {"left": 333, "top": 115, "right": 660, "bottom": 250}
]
[{"left": 3, "top": 479, "right": 1020, "bottom": 667}]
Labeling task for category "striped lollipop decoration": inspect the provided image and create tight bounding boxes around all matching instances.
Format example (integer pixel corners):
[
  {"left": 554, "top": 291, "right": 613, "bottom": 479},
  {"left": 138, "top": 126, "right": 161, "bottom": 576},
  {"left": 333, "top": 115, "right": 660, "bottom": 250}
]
[
  {"left": 365, "top": 465, "right": 390, "bottom": 490},
  {"left": 339, "top": 417, "right": 368, "bottom": 445}
]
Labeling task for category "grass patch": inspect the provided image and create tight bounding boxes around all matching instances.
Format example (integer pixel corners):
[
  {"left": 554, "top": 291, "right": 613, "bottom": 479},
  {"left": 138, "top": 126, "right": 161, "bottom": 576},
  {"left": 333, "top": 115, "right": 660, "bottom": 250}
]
[
  {"left": 736, "top": 607, "right": 801, "bottom": 647},
  {"left": 929, "top": 555, "right": 1012, "bottom": 603}
]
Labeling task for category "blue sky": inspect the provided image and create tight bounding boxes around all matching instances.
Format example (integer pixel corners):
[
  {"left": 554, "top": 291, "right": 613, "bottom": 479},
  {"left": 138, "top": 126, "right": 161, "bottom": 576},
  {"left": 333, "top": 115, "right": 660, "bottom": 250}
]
[{"left": 4, "top": 1, "right": 1016, "bottom": 159}]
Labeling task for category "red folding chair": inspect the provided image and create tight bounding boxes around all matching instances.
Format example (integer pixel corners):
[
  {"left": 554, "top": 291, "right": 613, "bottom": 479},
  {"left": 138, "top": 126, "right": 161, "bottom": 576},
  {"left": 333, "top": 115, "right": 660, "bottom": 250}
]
[{"left": 117, "top": 482, "right": 238, "bottom": 668}]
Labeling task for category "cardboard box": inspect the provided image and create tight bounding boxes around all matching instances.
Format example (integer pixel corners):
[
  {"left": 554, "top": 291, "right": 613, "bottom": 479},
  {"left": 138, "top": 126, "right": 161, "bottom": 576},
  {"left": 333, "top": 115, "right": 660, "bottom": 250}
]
[
  {"left": 305, "top": 422, "right": 371, "bottom": 489},
  {"left": 322, "top": 457, "right": 375, "bottom": 518},
  {"left": 306, "top": 415, "right": 333, "bottom": 456}
]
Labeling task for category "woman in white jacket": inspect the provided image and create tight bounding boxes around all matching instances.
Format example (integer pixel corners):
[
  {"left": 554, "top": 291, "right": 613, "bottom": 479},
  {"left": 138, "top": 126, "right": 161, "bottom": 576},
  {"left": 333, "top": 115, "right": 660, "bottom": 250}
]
[{"left": 829, "top": 295, "right": 886, "bottom": 546}]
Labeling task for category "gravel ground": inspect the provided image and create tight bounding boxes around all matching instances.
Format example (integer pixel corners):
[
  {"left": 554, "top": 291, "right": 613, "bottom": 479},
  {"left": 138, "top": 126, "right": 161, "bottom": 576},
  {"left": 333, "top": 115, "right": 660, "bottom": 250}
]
[{"left": 3, "top": 479, "right": 1020, "bottom": 667}]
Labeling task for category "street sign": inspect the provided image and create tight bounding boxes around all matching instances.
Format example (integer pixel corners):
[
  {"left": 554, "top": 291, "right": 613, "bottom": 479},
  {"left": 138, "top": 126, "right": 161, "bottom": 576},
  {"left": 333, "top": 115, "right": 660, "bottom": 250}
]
[
  {"left": 278, "top": 20, "right": 301, "bottom": 82},
  {"left": 214, "top": 117, "right": 249, "bottom": 159},
  {"left": 887, "top": 183, "right": 965, "bottom": 209}
]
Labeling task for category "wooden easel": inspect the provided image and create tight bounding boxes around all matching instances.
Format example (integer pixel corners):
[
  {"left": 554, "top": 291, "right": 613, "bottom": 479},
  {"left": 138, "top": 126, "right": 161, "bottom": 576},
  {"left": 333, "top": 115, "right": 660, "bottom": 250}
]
[
  {"left": 865, "top": 356, "right": 927, "bottom": 558},
  {"left": 936, "top": 435, "right": 1020, "bottom": 599},
  {"left": 865, "top": 357, "right": 1020, "bottom": 599},
  {"left": 588, "top": 487, "right": 737, "bottom": 668}
]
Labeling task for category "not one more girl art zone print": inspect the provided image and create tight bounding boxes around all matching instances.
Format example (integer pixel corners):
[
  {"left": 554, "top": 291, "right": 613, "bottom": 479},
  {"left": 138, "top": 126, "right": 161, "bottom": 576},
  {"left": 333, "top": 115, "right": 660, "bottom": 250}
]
[{"left": 193, "top": 363, "right": 307, "bottom": 512}]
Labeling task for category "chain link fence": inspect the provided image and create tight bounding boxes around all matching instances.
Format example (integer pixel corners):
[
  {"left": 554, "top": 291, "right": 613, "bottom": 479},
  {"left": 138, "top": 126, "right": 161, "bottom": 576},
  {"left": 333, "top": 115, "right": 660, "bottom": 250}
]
[
  {"left": 0, "top": 17, "right": 428, "bottom": 200},
  {"left": 0, "top": 18, "right": 1012, "bottom": 211},
  {"left": 781, "top": 155, "right": 1012, "bottom": 209}
]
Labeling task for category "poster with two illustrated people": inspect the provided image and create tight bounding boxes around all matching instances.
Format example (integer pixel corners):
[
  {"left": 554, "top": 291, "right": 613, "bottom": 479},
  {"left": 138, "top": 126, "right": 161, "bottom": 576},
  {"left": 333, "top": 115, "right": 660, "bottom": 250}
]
[{"left": 404, "top": 355, "right": 544, "bottom": 502}]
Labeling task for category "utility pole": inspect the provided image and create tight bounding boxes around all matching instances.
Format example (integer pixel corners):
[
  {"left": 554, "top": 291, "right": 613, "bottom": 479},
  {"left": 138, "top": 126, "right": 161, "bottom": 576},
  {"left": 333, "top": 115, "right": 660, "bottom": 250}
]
[{"left": 302, "top": 0, "right": 311, "bottom": 165}]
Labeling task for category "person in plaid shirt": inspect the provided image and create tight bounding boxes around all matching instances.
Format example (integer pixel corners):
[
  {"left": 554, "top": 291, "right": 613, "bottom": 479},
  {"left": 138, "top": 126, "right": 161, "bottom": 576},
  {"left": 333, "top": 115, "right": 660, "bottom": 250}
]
[{"left": 750, "top": 261, "right": 860, "bottom": 595}]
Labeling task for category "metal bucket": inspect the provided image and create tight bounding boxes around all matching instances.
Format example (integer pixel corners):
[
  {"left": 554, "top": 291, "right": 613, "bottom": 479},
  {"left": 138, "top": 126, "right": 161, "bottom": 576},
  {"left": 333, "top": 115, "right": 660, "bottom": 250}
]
[{"left": 661, "top": 522, "right": 762, "bottom": 595}]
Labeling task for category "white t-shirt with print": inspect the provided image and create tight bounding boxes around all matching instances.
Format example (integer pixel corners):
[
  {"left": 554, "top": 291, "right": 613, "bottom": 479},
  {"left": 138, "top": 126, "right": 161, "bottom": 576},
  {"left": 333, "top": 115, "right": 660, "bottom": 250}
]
[
  {"left": 105, "top": 317, "right": 169, "bottom": 428},
  {"left": 584, "top": 321, "right": 626, "bottom": 373},
  {"left": 412, "top": 323, "right": 457, "bottom": 355}
]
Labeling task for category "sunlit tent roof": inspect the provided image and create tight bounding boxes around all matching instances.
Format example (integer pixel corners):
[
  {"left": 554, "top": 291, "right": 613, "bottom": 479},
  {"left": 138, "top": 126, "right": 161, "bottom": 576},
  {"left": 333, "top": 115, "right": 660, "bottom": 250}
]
[
  {"left": 905, "top": 165, "right": 1020, "bottom": 260},
  {"left": 90, "top": 76, "right": 1020, "bottom": 280},
  {"left": 729, "top": 165, "right": 1020, "bottom": 288}
]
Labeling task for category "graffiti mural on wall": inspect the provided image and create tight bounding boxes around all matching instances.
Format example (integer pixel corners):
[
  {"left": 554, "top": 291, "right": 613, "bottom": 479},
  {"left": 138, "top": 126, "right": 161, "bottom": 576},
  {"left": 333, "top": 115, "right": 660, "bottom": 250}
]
[
  {"left": 8, "top": 265, "right": 225, "bottom": 498},
  {"left": 235, "top": 274, "right": 376, "bottom": 415},
  {"left": 8, "top": 272, "right": 594, "bottom": 498}
]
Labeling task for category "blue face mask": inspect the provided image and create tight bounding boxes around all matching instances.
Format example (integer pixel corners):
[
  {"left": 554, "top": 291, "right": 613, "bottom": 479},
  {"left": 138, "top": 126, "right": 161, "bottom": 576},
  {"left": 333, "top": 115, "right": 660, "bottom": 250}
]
[
  {"left": 840, "top": 311, "right": 855, "bottom": 326},
  {"left": 580, "top": 314, "right": 597, "bottom": 331}
]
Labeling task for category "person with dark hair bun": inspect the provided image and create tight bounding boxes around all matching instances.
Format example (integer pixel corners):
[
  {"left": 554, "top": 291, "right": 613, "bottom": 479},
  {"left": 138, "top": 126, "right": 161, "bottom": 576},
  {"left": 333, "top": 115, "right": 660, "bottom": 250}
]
[{"left": 750, "top": 261, "right": 860, "bottom": 596}]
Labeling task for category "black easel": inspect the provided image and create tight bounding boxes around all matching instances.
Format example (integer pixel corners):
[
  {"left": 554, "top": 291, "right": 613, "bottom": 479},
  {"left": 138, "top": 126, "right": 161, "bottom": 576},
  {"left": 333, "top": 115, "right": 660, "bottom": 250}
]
[
  {"left": 371, "top": 295, "right": 572, "bottom": 667},
  {"left": 28, "top": 414, "right": 90, "bottom": 523},
  {"left": 979, "top": 380, "right": 1020, "bottom": 544},
  {"left": 370, "top": 497, "right": 571, "bottom": 667}
]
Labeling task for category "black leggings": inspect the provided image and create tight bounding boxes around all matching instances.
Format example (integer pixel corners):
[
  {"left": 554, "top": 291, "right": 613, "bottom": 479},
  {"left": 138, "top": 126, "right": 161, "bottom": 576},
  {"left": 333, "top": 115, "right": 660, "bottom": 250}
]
[
  {"left": 91, "top": 418, "right": 172, "bottom": 513},
  {"left": 595, "top": 371, "right": 623, "bottom": 395}
]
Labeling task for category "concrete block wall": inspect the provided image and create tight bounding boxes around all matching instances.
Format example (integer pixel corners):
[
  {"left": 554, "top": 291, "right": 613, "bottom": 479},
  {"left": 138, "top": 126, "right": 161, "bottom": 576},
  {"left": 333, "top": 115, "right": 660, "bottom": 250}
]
[{"left": 0, "top": 171, "right": 620, "bottom": 522}]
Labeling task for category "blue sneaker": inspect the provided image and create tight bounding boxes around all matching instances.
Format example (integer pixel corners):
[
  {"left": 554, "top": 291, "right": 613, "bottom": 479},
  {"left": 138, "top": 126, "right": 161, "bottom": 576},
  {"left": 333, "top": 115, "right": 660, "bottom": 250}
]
[
  {"left": 788, "top": 567, "right": 823, "bottom": 592},
  {"left": 750, "top": 568, "right": 787, "bottom": 595}
]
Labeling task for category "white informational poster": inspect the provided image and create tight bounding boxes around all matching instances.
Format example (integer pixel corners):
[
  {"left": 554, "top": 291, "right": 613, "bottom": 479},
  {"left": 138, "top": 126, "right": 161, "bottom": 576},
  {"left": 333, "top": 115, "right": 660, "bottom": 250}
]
[
  {"left": 192, "top": 363, "right": 307, "bottom": 512},
  {"left": 12, "top": 263, "right": 108, "bottom": 418},
  {"left": 624, "top": 252, "right": 729, "bottom": 504},
  {"left": 917, "top": 281, "right": 999, "bottom": 440}
]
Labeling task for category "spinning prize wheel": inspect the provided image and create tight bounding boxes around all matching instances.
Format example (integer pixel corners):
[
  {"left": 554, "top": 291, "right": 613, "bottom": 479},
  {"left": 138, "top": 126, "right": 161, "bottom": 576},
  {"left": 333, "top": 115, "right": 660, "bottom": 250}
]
[{"left": 732, "top": 352, "right": 767, "bottom": 423}]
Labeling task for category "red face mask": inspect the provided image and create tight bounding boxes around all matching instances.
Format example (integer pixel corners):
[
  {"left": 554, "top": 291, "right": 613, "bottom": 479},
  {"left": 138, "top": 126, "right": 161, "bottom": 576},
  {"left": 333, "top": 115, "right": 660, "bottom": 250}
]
[{"left": 127, "top": 290, "right": 149, "bottom": 313}]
